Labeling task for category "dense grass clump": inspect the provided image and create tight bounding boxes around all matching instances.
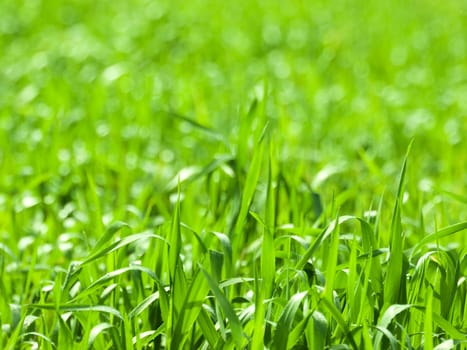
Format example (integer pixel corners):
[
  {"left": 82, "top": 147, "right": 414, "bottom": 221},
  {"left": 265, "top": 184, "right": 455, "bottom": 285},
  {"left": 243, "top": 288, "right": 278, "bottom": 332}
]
[{"left": 1, "top": 0, "right": 466, "bottom": 349}]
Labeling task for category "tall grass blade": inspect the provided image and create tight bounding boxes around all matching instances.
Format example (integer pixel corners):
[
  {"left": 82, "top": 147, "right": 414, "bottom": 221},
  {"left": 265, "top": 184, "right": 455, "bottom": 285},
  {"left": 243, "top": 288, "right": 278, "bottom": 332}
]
[
  {"left": 167, "top": 183, "right": 184, "bottom": 350},
  {"left": 384, "top": 141, "right": 413, "bottom": 309},
  {"left": 323, "top": 212, "right": 340, "bottom": 302},
  {"left": 200, "top": 265, "right": 244, "bottom": 349},
  {"left": 305, "top": 311, "right": 328, "bottom": 350},
  {"left": 197, "top": 307, "right": 222, "bottom": 348},
  {"left": 234, "top": 136, "right": 265, "bottom": 235},
  {"left": 262, "top": 146, "right": 276, "bottom": 298},
  {"left": 173, "top": 268, "right": 210, "bottom": 342},
  {"left": 271, "top": 291, "right": 308, "bottom": 350},
  {"left": 251, "top": 261, "right": 265, "bottom": 350},
  {"left": 424, "top": 286, "right": 433, "bottom": 350}
]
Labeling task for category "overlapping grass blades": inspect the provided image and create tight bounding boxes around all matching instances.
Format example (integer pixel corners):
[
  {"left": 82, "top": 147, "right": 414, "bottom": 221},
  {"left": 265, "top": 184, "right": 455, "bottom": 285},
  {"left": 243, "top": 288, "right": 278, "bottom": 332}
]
[{"left": 3, "top": 137, "right": 467, "bottom": 348}]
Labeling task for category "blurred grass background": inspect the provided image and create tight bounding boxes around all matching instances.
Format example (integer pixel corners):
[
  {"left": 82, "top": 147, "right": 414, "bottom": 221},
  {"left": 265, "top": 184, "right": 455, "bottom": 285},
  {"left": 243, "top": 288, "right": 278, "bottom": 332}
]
[{"left": 1, "top": 0, "right": 466, "bottom": 246}]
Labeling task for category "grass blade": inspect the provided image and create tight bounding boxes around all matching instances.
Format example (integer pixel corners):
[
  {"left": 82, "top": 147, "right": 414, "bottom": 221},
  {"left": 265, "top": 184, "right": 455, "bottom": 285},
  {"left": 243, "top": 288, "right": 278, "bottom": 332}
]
[
  {"left": 317, "top": 295, "right": 358, "bottom": 350},
  {"left": 384, "top": 141, "right": 413, "bottom": 309},
  {"left": 305, "top": 311, "right": 328, "bottom": 350},
  {"left": 80, "top": 232, "right": 167, "bottom": 266},
  {"left": 87, "top": 322, "right": 116, "bottom": 348},
  {"left": 374, "top": 304, "right": 411, "bottom": 349},
  {"left": 424, "top": 286, "right": 433, "bottom": 350},
  {"left": 200, "top": 265, "right": 244, "bottom": 349},
  {"left": 262, "top": 146, "right": 276, "bottom": 298},
  {"left": 234, "top": 137, "right": 264, "bottom": 235},
  {"left": 271, "top": 291, "right": 308, "bottom": 350},
  {"left": 411, "top": 221, "right": 467, "bottom": 258}
]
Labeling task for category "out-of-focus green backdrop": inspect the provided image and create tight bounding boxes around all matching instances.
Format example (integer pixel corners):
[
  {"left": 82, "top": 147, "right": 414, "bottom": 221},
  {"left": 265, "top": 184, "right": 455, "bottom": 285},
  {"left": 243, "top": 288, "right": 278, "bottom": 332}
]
[{"left": 2, "top": 0, "right": 465, "bottom": 186}]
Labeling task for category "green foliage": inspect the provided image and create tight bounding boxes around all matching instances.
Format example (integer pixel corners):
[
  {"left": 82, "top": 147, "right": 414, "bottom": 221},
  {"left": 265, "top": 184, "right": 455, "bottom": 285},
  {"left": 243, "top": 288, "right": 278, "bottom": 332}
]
[{"left": 1, "top": 0, "right": 466, "bottom": 348}]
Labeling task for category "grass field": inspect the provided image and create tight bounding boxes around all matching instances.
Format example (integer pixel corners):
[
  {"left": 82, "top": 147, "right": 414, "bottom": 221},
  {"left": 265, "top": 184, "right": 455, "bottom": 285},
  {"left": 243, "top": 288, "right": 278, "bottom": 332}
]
[{"left": 1, "top": 0, "right": 467, "bottom": 349}]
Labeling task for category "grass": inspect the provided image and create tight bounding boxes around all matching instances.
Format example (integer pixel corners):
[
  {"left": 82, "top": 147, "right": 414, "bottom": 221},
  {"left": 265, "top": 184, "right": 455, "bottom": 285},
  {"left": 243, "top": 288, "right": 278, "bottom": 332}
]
[{"left": 1, "top": 0, "right": 467, "bottom": 349}]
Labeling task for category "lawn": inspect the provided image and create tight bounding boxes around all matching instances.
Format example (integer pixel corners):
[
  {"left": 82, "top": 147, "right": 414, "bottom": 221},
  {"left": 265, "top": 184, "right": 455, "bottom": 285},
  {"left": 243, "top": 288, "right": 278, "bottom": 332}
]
[{"left": 0, "top": 0, "right": 466, "bottom": 349}]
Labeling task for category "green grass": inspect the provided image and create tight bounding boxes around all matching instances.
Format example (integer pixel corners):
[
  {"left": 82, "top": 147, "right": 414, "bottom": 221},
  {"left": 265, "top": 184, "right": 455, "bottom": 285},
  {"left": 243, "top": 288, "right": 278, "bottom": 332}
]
[{"left": 1, "top": 0, "right": 467, "bottom": 349}]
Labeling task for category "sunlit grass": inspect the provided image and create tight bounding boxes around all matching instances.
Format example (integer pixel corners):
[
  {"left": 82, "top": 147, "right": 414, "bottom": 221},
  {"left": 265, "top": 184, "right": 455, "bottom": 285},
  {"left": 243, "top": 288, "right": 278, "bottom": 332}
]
[{"left": 1, "top": 0, "right": 466, "bottom": 349}]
